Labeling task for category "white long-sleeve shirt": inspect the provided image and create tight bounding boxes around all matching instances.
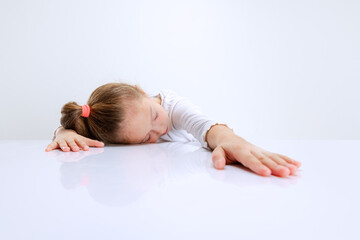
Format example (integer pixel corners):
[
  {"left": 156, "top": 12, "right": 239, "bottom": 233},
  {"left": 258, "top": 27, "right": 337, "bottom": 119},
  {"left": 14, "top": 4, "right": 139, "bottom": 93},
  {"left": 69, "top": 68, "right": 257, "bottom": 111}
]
[{"left": 151, "top": 89, "right": 231, "bottom": 150}]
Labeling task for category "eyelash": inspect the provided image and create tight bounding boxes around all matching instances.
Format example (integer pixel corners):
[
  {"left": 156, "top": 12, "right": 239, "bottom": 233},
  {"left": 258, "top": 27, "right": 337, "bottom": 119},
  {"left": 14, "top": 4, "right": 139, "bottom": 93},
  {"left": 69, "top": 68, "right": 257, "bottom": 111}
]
[{"left": 145, "top": 113, "right": 158, "bottom": 142}]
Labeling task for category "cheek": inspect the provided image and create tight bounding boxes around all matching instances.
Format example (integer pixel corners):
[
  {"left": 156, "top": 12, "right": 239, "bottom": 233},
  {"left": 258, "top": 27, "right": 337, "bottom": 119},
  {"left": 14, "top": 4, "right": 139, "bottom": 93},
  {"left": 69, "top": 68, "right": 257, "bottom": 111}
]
[
  {"left": 158, "top": 109, "right": 166, "bottom": 120},
  {"left": 161, "top": 112, "right": 169, "bottom": 125}
]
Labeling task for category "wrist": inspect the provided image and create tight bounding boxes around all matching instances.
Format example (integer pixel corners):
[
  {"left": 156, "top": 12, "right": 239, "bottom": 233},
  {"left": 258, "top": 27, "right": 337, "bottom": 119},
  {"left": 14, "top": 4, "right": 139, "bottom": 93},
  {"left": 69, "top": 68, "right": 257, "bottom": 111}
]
[
  {"left": 52, "top": 126, "right": 62, "bottom": 141},
  {"left": 205, "top": 123, "right": 239, "bottom": 150},
  {"left": 53, "top": 126, "right": 76, "bottom": 140}
]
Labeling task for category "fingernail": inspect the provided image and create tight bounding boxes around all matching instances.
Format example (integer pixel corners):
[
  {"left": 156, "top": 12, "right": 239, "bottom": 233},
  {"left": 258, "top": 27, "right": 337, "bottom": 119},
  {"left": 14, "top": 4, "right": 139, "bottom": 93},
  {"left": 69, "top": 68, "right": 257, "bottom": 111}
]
[
  {"left": 287, "top": 163, "right": 297, "bottom": 170},
  {"left": 215, "top": 159, "right": 222, "bottom": 168},
  {"left": 261, "top": 166, "right": 271, "bottom": 176}
]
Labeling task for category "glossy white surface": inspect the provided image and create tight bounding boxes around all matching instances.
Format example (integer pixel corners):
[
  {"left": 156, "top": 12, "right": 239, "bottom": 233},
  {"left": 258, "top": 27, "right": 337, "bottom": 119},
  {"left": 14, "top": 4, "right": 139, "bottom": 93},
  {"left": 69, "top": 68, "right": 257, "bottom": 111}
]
[{"left": 0, "top": 140, "right": 359, "bottom": 240}]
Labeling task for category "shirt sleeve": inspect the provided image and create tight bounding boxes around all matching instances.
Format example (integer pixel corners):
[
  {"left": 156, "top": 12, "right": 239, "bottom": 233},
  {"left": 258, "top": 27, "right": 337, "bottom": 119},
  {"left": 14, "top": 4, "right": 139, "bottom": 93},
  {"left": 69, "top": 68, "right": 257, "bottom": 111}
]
[{"left": 170, "top": 92, "right": 232, "bottom": 150}]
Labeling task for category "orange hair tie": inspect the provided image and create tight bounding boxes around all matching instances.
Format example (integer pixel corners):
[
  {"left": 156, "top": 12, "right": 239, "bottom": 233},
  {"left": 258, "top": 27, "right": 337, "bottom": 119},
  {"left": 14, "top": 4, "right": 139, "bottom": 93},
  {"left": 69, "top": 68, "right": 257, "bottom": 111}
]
[{"left": 81, "top": 104, "right": 90, "bottom": 118}]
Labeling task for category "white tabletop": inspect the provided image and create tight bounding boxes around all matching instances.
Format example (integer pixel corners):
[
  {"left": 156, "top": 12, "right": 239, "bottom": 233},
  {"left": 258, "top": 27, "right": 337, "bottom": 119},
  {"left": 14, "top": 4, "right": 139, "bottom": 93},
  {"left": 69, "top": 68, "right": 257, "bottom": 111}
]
[{"left": 0, "top": 140, "right": 359, "bottom": 240}]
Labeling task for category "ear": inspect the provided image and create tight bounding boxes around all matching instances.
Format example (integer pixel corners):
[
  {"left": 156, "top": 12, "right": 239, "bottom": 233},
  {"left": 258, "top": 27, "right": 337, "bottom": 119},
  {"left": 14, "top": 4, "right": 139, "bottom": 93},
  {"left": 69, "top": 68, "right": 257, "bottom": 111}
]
[{"left": 135, "top": 84, "right": 147, "bottom": 96}]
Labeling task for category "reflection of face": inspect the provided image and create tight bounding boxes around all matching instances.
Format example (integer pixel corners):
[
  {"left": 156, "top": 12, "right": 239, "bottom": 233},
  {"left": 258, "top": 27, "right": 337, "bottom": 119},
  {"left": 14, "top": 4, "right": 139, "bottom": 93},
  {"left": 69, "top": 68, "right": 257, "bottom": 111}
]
[{"left": 119, "top": 95, "right": 171, "bottom": 144}]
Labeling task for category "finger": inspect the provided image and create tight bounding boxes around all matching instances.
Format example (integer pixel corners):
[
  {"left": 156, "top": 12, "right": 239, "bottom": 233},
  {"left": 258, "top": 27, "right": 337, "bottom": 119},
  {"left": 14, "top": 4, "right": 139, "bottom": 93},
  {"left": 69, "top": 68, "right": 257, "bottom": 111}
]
[
  {"left": 212, "top": 146, "right": 227, "bottom": 170},
  {"left": 58, "top": 140, "right": 70, "bottom": 152},
  {"left": 251, "top": 151, "right": 290, "bottom": 178},
  {"left": 45, "top": 142, "right": 59, "bottom": 152},
  {"left": 233, "top": 150, "right": 271, "bottom": 177},
  {"left": 278, "top": 153, "right": 302, "bottom": 168},
  {"left": 84, "top": 138, "right": 104, "bottom": 148},
  {"left": 74, "top": 138, "right": 89, "bottom": 151},
  {"left": 266, "top": 153, "right": 298, "bottom": 175},
  {"left": 65, "top": 139, "right": 79, "bottom": 152}
]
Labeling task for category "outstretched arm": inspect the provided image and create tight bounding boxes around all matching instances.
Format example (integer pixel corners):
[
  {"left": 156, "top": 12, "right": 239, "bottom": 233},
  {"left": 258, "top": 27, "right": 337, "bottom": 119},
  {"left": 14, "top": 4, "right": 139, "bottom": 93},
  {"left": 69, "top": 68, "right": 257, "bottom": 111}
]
[{"left": 205, "top": 124, "right": 301, "bottom": 177}]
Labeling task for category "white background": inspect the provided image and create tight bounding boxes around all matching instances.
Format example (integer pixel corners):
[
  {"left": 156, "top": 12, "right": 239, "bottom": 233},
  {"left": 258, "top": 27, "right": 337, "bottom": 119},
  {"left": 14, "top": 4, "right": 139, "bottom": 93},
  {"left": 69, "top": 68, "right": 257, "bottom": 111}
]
[{"left": 0, "top": 0, "right": 359, "bottom": 141}]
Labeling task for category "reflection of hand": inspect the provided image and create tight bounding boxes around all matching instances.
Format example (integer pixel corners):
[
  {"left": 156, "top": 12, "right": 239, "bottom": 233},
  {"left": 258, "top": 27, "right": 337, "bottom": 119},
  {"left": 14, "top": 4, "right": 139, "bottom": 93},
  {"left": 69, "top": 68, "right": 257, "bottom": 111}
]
[
  {"left": 211, "top": 137, "right": 302, "bottom": 178},
  {"left": 46, "top": 147, "right": 104, "bottom": 162}
]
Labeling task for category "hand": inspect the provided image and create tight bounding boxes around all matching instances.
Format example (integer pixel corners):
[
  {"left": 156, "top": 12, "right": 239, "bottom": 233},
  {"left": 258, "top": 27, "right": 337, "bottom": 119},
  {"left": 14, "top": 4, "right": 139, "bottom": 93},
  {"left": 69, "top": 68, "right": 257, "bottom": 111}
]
[
  {"left": 45, "top": 128, "right": 104, "bottom": 152},
  {"left": 211, "top": 137, "right": 301, "bottom": 177}
]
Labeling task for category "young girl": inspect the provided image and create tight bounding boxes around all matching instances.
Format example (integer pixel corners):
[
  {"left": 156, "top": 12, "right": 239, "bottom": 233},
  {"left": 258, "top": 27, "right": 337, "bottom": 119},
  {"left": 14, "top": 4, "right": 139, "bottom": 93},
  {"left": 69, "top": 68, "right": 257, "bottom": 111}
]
[{"left": 45, "top": 82, "right": 301, "bottom": 178}]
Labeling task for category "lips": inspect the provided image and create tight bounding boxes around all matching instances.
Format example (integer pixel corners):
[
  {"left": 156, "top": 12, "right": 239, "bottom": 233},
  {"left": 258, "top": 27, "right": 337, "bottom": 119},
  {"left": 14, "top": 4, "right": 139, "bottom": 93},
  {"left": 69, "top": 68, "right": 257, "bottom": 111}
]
[{"left": 163, "top": 127, "right": 168, "bottom": 135}]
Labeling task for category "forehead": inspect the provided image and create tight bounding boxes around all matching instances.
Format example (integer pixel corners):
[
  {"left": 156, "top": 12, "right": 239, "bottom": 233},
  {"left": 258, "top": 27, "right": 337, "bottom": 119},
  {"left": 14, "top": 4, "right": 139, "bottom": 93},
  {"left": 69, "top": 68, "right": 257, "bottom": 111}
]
[{"left": 122, "top": 97, "right": 152, "bottom": 143}]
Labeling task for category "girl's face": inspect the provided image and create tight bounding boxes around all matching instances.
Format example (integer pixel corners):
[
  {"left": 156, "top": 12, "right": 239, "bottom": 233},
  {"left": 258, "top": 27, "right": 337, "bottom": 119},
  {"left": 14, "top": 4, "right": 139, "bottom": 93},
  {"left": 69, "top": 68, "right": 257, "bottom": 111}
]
[{"left": 119, "top": 95, "right": 171, "bottom": 144}]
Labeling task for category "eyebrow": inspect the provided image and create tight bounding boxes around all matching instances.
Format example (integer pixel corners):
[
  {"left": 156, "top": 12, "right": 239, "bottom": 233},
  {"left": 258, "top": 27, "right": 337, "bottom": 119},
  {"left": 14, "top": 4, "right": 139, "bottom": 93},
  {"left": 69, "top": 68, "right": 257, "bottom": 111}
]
[{"left": 140, "top": 105, "right": 152, "bottom": 143}]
